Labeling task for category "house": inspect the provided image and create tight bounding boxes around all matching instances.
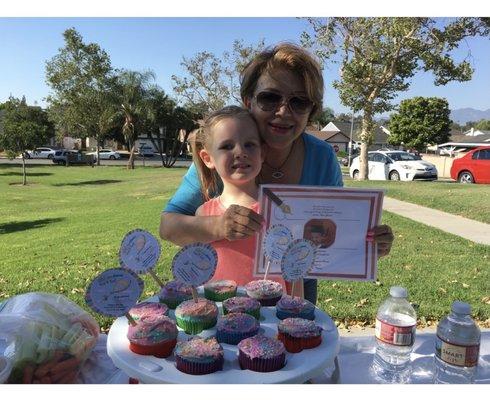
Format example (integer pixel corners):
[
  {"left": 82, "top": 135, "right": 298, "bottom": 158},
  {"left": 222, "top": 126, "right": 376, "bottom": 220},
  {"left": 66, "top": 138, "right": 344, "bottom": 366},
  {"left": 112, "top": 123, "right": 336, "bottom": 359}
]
[
  {"left": 437, "top": 133, "right": 490, "bottom": 156},
  {"left": 305, "top": 121, "right": 390, "bottom": 152}
]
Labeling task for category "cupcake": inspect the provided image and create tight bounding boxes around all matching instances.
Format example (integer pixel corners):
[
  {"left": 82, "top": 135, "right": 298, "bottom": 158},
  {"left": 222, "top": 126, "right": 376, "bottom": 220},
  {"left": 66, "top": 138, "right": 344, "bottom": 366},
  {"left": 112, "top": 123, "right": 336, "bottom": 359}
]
[
  {"left": 275, "top": 295, "right": 315, "bottom": 320},
  {"left": 216, "top": 313, "right": 260, "bottom": 345},
  {"left": 175, "top": 298, "right": 218, "bottom": 334},
  {"left": 277, "top": 318, "right": 322, "bottom": 353},
  {"left": 158, "top": 280, "right": 193, "bottom": 309},
  {"left": 222, "top": 296, "right": 261, "bottom": 320},
  {"left": 128, "top": 301, "right": 168, "bottom": 322},
  {"left": 175, "top": 337, "right": 224, "bottom": 375},
  {"left": 204, "top": 280, "right": 237, "bottom": 302},
  {"left": 238, "top": 334, "right": 286, "bottom": 372},
  {"left": 127, "top": 314, "right": 178, "bottom": 358},
  {"left": 245, "top": 280, "right": 283, "bottom": 306}
]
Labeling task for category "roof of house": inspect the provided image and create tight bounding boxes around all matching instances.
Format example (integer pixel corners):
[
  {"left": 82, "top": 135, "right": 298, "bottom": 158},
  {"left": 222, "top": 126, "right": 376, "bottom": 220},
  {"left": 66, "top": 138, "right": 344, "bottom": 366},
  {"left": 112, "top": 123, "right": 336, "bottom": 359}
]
[
  {"left": 322, "top": 121, "right": 389, "bottom": 144},
  {"left": 305, "top": 126, "right": 350, "bottom": 142},
  {"left": 449, "top": 133, "right": 490, "bottom": 144}
]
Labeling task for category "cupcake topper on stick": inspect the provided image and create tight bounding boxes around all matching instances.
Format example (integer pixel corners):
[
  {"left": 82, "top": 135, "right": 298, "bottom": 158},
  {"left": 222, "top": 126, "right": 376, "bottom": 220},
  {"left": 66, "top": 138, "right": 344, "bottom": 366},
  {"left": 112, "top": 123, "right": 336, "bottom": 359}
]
[
  {"left": 262, "top": 224, "right": 292, "bottom": 281},
  {"left": 119, "top": 229, "right": 164, "bottom": 288},
  {"left": 171, "top": 243, "right": 218, "bottom": 302},
  {"left": 85, "top": 268, "right": 144, "bottom": 326},
  {"left": 280, "top": 239, "right": 317, "bottom": 299}
]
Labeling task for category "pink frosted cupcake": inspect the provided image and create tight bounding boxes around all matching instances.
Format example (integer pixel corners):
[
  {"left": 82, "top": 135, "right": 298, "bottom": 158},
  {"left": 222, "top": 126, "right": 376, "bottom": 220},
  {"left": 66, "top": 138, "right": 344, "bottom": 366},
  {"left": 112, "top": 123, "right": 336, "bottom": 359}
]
[
  {"left": 238, "top": 334, "right": 286, "bottom": 372},
  {"left": 127, "top": 315, "right": 178, "bottom": 358},
  {"left": 277, "top": 318, "right": 322, "bottom": 353},
  {"left": 175, "top": 298, "right": 218, "bottom": 334},
  {"left": 175, "top": 337, "right": 224, "bottom": 375},
  {"left": 216, "top": 313, "right": 260, "bottom": 345},
  {"left": 245, "top": 280, "right": 283, "bottom": 306},
  {"left": 128, "top": 301, "right": 168, "bottom": 322},
  {"left": 222, "top": 296, "right": 261, "bottom": 320},
  {"left": 204, "top": 280, "right": 237, "bottom": 302},
  {"left": 158, "top": 280, "right": 193, "bottom": 309}
]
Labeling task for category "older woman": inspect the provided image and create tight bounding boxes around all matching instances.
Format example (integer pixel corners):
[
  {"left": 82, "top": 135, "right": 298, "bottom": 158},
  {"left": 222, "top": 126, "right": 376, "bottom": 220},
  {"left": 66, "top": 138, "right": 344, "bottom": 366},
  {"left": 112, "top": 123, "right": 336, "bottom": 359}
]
[{"left": 160, "top": 43, "right": 393, "bottom": 304}]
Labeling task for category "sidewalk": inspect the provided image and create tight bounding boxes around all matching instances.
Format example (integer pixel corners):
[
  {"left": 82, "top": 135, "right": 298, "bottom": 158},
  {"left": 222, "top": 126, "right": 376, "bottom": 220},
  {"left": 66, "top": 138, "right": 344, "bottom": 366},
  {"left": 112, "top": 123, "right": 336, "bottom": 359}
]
[{"left": 383, "top": 197, "right": 490, "bottom": 246}]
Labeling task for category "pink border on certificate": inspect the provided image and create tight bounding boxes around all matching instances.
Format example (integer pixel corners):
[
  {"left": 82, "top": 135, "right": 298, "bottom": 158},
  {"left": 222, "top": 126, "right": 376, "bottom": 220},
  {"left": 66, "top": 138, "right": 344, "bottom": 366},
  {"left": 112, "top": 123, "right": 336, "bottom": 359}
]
[{"left": 254, "top": 185, "right": 383, "bottom": 281}]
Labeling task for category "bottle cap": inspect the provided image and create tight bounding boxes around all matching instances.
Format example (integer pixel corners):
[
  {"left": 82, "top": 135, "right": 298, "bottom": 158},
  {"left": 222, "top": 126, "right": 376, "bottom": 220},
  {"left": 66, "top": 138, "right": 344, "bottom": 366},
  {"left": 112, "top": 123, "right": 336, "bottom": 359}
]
[
  {"left": 389, "top": 286, "right": 408, "bottom": 298},
  {"left": 451, "top": 301, "right": 471, "bottom": 315}
]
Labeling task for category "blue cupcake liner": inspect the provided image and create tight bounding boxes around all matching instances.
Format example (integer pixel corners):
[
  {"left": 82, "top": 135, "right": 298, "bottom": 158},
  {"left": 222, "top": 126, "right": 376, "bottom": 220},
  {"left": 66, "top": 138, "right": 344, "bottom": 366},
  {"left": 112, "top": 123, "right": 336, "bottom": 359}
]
[{"left": 216, "top": 326, "right": 260, "bottom": 345}]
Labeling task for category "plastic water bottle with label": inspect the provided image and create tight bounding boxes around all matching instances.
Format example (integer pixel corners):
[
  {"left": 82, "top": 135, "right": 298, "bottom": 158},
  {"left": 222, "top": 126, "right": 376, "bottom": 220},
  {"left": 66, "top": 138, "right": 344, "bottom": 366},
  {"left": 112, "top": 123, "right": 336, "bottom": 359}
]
[
  {"left": 434, "top": 301, "right": 480, "bottom": 384},
  {"left": 371, "top": 286, "right": 417, "bottom": 383}
]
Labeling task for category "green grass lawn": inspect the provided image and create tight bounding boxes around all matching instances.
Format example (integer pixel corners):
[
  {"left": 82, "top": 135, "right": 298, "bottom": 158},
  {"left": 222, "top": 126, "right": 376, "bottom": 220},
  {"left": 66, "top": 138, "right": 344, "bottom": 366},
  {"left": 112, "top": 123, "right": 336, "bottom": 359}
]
[
  {"left": 344, "top": 176, "right": 490, "bottom": 224},
  {"left": 1, "top": 163, "right": 488, "bottom": 331}
]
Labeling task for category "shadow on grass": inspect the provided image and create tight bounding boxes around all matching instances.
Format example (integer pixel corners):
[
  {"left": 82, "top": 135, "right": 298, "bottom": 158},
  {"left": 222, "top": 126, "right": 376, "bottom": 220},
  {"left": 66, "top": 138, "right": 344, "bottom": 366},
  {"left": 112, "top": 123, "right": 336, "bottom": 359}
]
[
  {"left": 0, "top": 171, "right": 53, "bottom": 177},
  {"left": 52, "top": 179, "right": 122, "bottom": 187},
  {"left": 0, "top": 217, "right": 64, "bottom": 234}
]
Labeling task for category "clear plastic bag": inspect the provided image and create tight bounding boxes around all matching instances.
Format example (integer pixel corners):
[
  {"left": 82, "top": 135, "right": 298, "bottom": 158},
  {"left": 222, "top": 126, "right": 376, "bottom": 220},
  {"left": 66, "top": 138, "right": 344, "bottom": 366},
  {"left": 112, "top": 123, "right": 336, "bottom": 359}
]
[{"left": 0, "top": 292, "right": 99, "bottom": 384}]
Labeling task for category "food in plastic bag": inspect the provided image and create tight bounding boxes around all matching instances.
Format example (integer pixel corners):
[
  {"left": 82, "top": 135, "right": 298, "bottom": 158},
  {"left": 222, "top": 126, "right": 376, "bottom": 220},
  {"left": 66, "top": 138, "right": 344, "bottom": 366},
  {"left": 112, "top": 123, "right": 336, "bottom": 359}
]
[{"left": 0, "top": 292, "right": 99, "bottom": 384}]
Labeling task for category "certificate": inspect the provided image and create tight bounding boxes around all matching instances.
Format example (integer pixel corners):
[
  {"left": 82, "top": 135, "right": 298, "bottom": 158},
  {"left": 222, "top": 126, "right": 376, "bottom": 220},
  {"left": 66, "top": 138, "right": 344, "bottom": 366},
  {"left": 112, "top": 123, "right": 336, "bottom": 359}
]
[{"left": 253, "top": 185, "right": 384, "bottom": 281}]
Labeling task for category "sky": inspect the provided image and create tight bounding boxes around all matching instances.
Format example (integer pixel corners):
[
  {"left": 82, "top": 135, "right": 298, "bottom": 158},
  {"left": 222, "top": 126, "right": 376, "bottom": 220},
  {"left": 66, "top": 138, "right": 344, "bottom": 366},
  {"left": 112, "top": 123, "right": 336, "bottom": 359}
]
[{"left": 1, "top": 9, "right": 490, "bottom": 118}]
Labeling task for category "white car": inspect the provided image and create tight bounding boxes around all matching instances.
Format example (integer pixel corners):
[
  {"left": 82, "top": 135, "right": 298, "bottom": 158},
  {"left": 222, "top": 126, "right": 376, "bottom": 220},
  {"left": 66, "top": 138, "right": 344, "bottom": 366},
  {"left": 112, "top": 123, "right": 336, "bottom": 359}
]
[
  {"left": 349, "top": 150, "right": 438, "bottom": 181},
  {"left": 24, "top": 147, "right": 57, "bottom": 159},
  {"left": 86, "top": 149, "right": 121, "bottom": 161}
]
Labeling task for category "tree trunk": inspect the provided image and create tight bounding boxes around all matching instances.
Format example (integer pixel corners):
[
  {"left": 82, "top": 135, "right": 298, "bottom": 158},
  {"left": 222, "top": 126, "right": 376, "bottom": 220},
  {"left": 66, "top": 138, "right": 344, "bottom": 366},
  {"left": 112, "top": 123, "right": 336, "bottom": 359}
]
[
  {"left": 22, "top": 154, "right": 27, "bottom": 186},
  {"left": 127, "top": 142, "right": 136, "bottom": 170},
  {"left": 358, "top": 109, "right": 375, "bottom": 181}
]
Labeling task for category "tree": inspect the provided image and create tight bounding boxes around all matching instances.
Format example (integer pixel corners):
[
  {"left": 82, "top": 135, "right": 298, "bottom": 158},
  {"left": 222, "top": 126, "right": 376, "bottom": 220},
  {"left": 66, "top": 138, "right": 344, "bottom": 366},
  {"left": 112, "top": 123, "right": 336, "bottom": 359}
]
[
  {"left": 302, "top": 17, "right": 490, "bottom": 179},
  {"left": 0, "top": 97, "right": 54, "bottom": 185},
  {"left": 475, "top": 120, "right": 490, "bottom": 131},
  {"left": 45, "top": 28, "right": 115, "bottom": 165},
  {"left": 113, "top": 69, "right": 156, "bottom": 169},
  {"left": 388, "top": 97, "right": 451, "bottom": 151},
  {"left": 310, "top": 107, "right": 335, "bottom": 128},
  {"left": 171, "top": 39, "right": 265, "bottom": 115}
]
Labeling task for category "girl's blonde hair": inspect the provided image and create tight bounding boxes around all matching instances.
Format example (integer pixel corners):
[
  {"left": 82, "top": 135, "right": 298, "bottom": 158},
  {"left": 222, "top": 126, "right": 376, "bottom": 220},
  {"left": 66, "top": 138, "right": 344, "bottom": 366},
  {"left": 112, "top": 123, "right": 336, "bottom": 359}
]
[
  {"left": 240, "top": 42, "right": 324, "bottom": 120},
  {"left": 191, "top": 105, "right": 257, "bottom": 201}
]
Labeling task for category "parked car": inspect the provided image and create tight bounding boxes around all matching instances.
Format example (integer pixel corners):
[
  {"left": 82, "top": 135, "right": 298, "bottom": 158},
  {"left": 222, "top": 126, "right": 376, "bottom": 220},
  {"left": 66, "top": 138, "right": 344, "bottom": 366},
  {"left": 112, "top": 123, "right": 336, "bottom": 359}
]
[
  {"left": 349, "top": 150, "right": 438, "bottom": 181},
  {"left": 450, "top": 146, "right": 490, "bottom": 184},
  {"left": 24, "top": 147, "right": 57, "bottom": 159},
  {"left": 86, "top": 149, "right": 121, "bottom": 161},
  {"left": 52, "top": 149, "right": 79, "bottom": 165},
  {"left": 138, "top": 145, "right": 155, "bottom": 157}
]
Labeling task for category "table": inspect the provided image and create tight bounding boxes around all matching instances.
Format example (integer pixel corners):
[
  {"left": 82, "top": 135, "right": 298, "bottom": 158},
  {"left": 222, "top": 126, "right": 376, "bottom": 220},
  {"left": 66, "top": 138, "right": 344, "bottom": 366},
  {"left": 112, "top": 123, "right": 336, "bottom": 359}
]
[{"left": 107, "top": 292, "right": 339, "bottom": 383}]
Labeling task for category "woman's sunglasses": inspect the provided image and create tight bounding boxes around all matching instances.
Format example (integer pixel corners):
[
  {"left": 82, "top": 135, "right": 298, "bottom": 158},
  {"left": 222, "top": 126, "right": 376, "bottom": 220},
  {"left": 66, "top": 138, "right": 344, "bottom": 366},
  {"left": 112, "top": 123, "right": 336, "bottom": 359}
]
[{"left": 254, "top": 91, "right": 314, "bottom": 115}]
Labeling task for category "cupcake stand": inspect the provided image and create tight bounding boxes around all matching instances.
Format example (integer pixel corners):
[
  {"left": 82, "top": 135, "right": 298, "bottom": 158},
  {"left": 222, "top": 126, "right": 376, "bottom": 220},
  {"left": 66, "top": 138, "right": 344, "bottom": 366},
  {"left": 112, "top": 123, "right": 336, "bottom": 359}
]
[{"left": 106, "top": 289, "right": 339, "bottom": 384}]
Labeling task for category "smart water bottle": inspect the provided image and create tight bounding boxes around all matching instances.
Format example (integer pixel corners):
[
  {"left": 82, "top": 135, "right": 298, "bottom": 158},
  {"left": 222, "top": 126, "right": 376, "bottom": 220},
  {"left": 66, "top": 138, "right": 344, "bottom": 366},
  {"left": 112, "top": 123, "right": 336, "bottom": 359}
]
[
  {"left": 372, "top": 286, "right": 417, "bottom": 383},
  {"left": 434, "top": 301, "right": 480, "bottom": 384}
]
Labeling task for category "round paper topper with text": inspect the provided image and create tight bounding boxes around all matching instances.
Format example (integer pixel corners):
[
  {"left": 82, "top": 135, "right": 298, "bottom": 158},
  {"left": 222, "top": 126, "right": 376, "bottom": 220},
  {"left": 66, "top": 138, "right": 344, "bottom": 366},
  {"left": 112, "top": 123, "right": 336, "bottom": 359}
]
[
  {"left": 85, "top": 268, "right": 144, "bottom": 317},
  {"left": 171, "top": 243, "right": 218, "bottom": 287},
  {"left": 262, "top": 224, "right": 293, "bottom": 262},
  {"left": 280, "top": 239, "right": 317, "bottom": 282},
  {"left": 119, "top": 229, "right": 161, "bottom": 274}
]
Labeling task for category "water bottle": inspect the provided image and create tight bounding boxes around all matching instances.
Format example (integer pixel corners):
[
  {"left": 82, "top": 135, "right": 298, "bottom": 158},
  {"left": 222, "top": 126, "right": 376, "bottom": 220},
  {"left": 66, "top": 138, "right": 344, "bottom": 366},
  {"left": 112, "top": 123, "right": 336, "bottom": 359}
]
[
  {"left": 372, "top": 286, "right": 417, "bottom": 383},
  {"left": 434, "top": 301, "right": 480, "bottom": 384}
]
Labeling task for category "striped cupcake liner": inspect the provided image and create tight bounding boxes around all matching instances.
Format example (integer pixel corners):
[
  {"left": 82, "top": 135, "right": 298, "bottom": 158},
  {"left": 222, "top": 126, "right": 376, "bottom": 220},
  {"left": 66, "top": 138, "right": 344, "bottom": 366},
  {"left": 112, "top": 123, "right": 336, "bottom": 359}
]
[
  {"left": 216, "top": 327, "right": 260, "bottom": 345},
  {"left": 175, "top": 316, "right": 217, "bottom": 334},
  {"left": 238, "top": 351, "right": 285, "bottom": 372},
  {"left": 204, "top": 288, "right": 237, "bottom": 302},
  {"left": 129, "top": 338, "right": 177, "bottom": 358},
  {"left": 175, "top": 355, "right": 224, "bottom": 375}
]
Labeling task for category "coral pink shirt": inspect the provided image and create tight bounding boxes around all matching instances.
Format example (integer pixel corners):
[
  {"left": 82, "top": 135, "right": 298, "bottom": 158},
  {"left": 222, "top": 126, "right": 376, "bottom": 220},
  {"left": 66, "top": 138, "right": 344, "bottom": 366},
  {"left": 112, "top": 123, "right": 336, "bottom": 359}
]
[{"left": 199, "top": 197, "right": 286, "bottom": 288}]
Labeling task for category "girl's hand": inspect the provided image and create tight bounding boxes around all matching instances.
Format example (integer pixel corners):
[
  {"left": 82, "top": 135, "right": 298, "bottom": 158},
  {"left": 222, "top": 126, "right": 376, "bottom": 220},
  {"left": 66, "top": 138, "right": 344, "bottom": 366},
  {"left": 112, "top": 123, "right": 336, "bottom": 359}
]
[
  {"left": 367, "top": 224, "right": 394, "bottom": 258},
  {"left": 219, "top": 204, "right": 264, "bottom": 241}
]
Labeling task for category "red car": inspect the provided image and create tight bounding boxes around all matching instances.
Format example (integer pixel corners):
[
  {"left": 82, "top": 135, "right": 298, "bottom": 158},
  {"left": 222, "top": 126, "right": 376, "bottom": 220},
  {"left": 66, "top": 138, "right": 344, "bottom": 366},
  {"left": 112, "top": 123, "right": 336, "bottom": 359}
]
[{"left": 450, "top": 146, "right": 490, "bottom": 184}]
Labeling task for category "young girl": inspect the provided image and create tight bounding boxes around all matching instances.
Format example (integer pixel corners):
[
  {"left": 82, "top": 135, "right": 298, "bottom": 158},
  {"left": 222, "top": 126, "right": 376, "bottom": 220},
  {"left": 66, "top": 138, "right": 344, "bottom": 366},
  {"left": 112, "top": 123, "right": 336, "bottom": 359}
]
[{"left": 192, "top": 105, "right": 284, "bottom": 287}]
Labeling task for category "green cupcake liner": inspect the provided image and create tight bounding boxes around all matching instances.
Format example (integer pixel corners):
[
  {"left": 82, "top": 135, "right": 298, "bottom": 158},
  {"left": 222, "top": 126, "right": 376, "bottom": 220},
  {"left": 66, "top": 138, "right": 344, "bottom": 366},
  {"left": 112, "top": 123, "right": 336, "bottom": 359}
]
[
  {"left": 175, "top": 315, "right": 217, "bottom": 334},
  {"left": 204, "top": 288, "right": 237, "bottom": 302}
]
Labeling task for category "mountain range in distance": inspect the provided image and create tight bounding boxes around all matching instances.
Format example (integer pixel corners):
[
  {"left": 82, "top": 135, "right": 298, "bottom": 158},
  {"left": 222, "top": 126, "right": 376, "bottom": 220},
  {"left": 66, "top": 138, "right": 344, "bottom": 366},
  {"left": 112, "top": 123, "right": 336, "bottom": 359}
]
[{"left": 450, "top": 108, "right": 490, "bottom": 125}]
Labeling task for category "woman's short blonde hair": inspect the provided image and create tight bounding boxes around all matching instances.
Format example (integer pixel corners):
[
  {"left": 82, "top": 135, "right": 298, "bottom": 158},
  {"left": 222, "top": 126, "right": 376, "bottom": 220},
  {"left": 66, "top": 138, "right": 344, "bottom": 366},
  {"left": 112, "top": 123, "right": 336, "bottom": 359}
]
[{"left": 240, "top": 42, "right": 323, "bottom": 119}]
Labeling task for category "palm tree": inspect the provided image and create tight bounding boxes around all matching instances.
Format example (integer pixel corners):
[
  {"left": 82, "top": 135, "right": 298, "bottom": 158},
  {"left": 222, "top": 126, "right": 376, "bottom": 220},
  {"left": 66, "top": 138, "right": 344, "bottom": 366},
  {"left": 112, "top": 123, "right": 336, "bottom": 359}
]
[{"left": 114, "top": 70, "right": 156, "bottom": 169}]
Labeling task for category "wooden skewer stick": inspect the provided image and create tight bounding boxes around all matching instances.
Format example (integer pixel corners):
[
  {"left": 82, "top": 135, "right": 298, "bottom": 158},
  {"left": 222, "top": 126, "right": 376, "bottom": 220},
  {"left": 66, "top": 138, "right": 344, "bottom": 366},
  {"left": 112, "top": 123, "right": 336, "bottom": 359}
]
[
  {"left": 126, "top": 313, "right": 137, "bottom": 326},
  {"left": 149, "top": 270, "right": 165, "bottom": 288},
  {"left": 192, "top": 287, "right": 199, "bottom": 303},
  {"left": 263, "top": 259, "right": 271, "bottom": 281}
]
